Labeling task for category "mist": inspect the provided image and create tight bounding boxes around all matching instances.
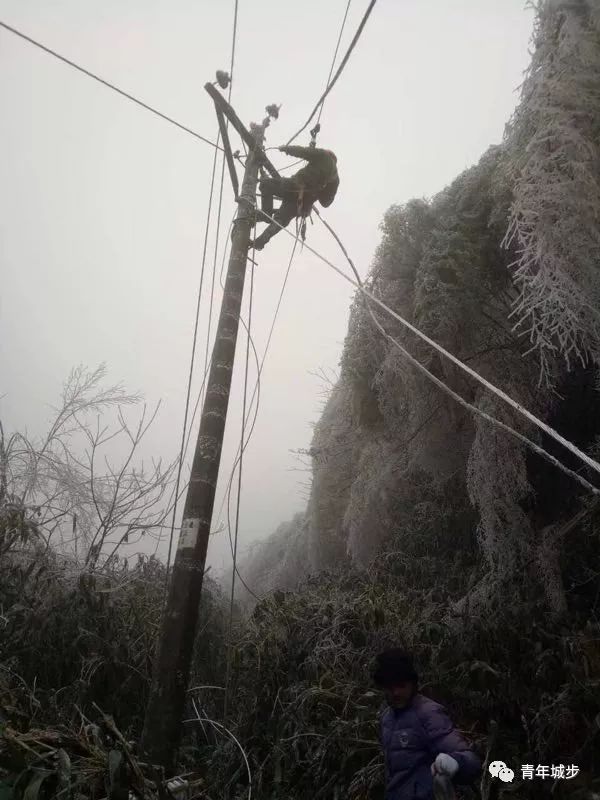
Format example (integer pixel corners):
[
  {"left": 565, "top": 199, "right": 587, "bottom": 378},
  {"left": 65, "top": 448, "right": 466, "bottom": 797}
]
[{"left": 0, "top": 0, "right": 534, "bottom": 572}]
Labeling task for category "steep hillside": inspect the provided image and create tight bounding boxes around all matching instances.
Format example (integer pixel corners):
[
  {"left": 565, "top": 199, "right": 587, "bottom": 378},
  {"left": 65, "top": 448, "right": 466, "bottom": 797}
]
[
  {"left": 218, "top": 11, "right": 600, "bottom": 795},
  {"left": 241, "top": 0, "right": 600, "bottom": 625}
]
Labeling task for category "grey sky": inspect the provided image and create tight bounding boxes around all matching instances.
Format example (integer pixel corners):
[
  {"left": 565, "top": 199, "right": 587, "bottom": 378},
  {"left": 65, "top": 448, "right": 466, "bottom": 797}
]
[{"left": 0, "top": 1, "right": 534, "bottom": 572}]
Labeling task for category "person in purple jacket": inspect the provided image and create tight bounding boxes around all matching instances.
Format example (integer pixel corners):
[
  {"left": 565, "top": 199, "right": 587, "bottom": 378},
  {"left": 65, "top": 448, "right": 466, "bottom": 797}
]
[{"left": 374, "top": 649, "right": 481, "bottom": 800}]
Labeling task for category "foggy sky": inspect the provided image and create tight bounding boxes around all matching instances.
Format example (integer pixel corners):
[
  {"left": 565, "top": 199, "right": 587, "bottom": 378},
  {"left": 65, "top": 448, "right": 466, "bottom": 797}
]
[{"left": 0, "top": 1, "right": 534, "bottom": 572}]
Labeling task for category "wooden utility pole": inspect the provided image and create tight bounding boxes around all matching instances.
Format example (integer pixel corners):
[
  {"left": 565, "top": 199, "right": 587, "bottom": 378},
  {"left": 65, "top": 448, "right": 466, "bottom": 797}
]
[{"left": 140, "top": 89, "right": 274, "bottom": 771}]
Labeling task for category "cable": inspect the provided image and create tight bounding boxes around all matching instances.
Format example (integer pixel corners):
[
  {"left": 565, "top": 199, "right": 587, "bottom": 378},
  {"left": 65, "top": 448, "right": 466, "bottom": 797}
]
[
  {"left": 203, "top": 170, "right": 227, "bottom": 408},
  {"left": 203, "top": 0, "right": 239, "bottom": 409},
  {"left": 182, "top": 10, "right": 238, "bottom": 488},
  {"left": 279, "top": 159, "right": 304, "bottom": 172},
  {"left": 0, "top": 20, "right": 221, "bottom": 151},
  {"left": 229, "top": 274, "right": 255, "bottom": 575},
  {"left": 286, "top": 0, "right": 377, "bottom": 146},
  {"left": 163, "top": 0, "right": 239, "bottom": 588},
  {"left": 228, "top": 0, "right": 240, "bottom": 92},
  {"left": 158, "top": 225, "right": 325, "bottom": 578},
  {"left": 215, "top": 0, "right": 255, "bottom": 718},
  {"left": 206, "top": 238, "right": 298, "bottom": 600},
  {"left": 162, "top": 145, "right": 220, "bottom": 590},
  {"left": 150, "top": 347, "right": 216, "bottom": 563},
  {"left": 213, "top": 236, "right": 300, "bottom": 605},
  {"left": 315, "top": 212, "right": 600, "bottom": 497},
  {"left": 224, "top": 246, "right": 255, "bottom": 719},
  {"left": 316, "top": 0, "right": 353, "bottom": 128},
  {"left": 219, "top": 221, "right": 233, "bottom": 290},
  {"left": 254, "top": 205, "right": 600, "bottom": 486},
  {"left": 215, "top": 237, "right": 300, "bottom": 539},
  {"left": 192, "top": 268, "right": 263, "bottom": 519}
]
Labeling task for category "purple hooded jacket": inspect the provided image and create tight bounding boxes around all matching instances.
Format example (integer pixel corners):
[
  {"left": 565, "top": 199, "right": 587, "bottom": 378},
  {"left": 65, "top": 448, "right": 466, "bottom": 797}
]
[{"left": 380, "top": 693, "right": 481, "bottom": 800}]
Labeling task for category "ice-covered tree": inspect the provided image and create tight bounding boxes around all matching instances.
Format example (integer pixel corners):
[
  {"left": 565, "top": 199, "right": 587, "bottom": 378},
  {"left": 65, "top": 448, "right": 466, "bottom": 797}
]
[{"left": 504, "top": 0, "right": 600, "bottom": 382}]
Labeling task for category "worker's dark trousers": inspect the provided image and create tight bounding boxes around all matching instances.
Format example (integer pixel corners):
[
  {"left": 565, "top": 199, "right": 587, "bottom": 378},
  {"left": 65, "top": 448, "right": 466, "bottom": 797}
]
[
  {"left": 254, "top": 177, "right": 301, "bottom": 248},
  {"left": 259, "top": 176, "right": 300, "bottom": 216}
]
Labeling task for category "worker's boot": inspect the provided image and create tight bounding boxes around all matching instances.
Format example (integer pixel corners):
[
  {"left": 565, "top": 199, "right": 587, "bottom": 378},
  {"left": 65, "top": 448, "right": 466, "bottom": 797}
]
[{"left": 251, "top": 223, "right": 278, "bottom": 251}]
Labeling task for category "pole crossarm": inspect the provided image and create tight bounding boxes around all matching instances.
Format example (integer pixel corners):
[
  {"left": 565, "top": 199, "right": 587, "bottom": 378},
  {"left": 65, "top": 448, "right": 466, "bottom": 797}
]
[
  {"left": 215, "top": 104, "right": 240, "bottom": 200},
  {"left": 204, "top": 82, "right": 280, "bottom": 180}
]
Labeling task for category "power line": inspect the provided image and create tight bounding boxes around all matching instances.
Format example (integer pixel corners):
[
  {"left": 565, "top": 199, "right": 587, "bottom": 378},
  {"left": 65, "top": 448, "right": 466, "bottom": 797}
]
[
  {"left": 0, "top": 19, "right": 221, "bottom": 151},
  {"left": 174, "top": 225, "right": 234, "bottom": 493},
  {"left": 232, "top": 259, "right": 255, "bottom": 579},
  {"left": 164, "top": 0, "right": 240, "bottom": 589},
  {"left": 256, "top": 206, "right": 600, "bottom": 486},
  {"left": 224, "top": 245, "right": 255, "bottom": 719},
  {"left": 160, "top": 226, "right": 289, "bottom": 590},
  {"left": 203, "top": 0, "right": 239, "bottom": 410},
  {"left": 316, "top": 213, "right": 600, "bottom": 499},
  {"left": 142, "top": 80, "right": 267, "bottom": 774},
  {"left": 215, "top": 236, "right": 300, "bottom": 604},
  {"left": 203, "top": 173, "right": 227, "bottom": 407},
  {"left": 162, "top": 203, "right": 264, "bottom": 600},
  {"left": 316, "top": 0, "right": 353, "bottom": 128},
  {"left": 215, "top": 237, "right": 300, "bottom": 538},
  {"left": 163, "top": 144, "right": 221, "bottom": 590},
  {"left": 0, "top": 16, "right": 236, "bottom": 578},
  {"left": 279, "top": 158, "right": 304, "bottom": 172},
  {"left": 170, "top": 214, "right": 253, "bottom": 554},
  {"left": 152, "top": 271, "right": 232, "bottom": 567},
  {"left": 224, "top": 0, "right": 253, "bottom": 677},
  {"left": 286, "top": 0, "right": 377, "bottom": 145}
]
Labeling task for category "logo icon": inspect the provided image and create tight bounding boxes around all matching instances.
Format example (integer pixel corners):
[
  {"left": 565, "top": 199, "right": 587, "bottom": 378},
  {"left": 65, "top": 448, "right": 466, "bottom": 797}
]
[{"left": 489, "top": 761, "right": 514, "bottom": 783}]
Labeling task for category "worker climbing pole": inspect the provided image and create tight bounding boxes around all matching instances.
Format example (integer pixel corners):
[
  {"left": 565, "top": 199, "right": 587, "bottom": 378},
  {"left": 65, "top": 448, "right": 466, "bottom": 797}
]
[
  {"left": 250, "top": 137, "right": 340, "bottom": 251},
  {"left": 140, "top": 76, "right": 281, "bottom": 772},
  {"left": 140, "top": 33, "right": 346, "bottom": 766}
]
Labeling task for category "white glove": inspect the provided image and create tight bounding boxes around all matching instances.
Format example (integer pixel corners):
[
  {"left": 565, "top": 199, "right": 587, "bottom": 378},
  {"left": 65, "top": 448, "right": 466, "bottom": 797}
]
[{"left": 432, "top": 753, "right": 459, "bottom": 777}]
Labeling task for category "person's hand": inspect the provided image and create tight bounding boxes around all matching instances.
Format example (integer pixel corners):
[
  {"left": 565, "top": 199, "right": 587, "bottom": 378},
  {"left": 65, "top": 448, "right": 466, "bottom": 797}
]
[
  {"left": 431, "top": 753, "right": 459, "bottom": 777},
  {"left": 279, "top": 145, "right": 290, "bottom": 155}
]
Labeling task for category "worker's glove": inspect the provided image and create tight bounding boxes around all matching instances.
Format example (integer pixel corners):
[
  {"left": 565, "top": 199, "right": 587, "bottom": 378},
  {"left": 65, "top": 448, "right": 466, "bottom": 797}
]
[
  {"left": 431, "top": 753, "right": 459, "bottom": 777},
  {"left": 279, "top": 145, "right": 290, "bottom": 155}
]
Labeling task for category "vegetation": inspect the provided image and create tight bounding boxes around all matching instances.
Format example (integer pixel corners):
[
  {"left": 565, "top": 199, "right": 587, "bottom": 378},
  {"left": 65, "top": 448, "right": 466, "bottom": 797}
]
[{"left": 2, "top": 1, "right": 600, "bottom": 797}]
